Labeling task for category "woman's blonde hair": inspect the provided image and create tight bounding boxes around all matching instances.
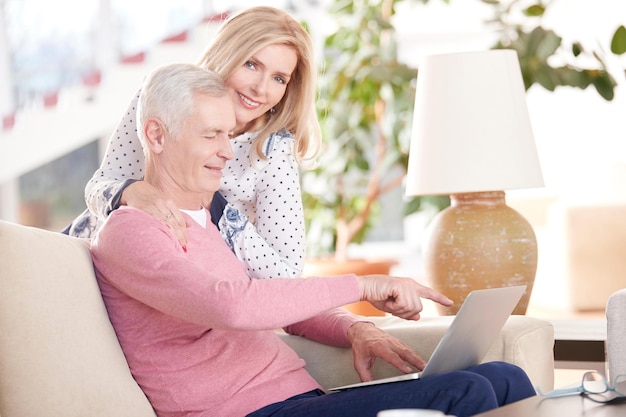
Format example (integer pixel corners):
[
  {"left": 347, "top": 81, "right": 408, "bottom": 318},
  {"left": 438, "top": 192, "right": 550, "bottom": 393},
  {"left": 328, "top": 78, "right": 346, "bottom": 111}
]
[{"left": 196, "top": 6, "right": 321, "bottom": 163}]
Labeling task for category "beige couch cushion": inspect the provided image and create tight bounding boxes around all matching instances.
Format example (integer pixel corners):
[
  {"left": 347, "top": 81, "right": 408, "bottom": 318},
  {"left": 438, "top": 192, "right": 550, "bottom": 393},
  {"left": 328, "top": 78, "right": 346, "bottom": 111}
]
[{"left": 0, "top": 220, "right": 155, "bottom": 417}]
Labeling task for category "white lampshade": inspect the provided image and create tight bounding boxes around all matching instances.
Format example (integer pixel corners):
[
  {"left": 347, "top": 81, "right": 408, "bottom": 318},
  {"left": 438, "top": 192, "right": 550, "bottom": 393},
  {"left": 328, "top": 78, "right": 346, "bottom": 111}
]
[{"left": 405, "top": 49, "right": 544, "bottom": 196}]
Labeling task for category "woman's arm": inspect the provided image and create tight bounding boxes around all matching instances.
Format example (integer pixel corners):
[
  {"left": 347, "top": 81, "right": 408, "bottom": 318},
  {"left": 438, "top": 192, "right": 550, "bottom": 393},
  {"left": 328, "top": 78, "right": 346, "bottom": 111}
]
[
  {"left": 85, "top": 91, "right": 145, "bottom": 220},
  {"left": 219, "top": 133, "right": 305, "bottom": 278}
]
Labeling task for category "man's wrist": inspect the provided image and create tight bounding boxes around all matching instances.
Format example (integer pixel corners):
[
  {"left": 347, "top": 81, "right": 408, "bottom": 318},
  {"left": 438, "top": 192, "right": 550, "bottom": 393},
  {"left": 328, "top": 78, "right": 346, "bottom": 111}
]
[{"left": 347, "top": 321, "right": 376, "bottom": 343}]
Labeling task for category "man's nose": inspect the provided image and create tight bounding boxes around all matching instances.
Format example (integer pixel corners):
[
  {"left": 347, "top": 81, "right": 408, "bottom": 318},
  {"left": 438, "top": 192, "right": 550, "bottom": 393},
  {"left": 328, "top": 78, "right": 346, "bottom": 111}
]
[{"left": 219, "top": 134, "right": 234, "bottom": 160}]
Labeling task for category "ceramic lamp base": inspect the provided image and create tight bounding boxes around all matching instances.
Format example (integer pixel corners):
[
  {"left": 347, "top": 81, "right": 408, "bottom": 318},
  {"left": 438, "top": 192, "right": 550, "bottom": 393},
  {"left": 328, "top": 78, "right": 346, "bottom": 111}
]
[{"left": 423, "top": 191, "right": 537, "bottom": 315}]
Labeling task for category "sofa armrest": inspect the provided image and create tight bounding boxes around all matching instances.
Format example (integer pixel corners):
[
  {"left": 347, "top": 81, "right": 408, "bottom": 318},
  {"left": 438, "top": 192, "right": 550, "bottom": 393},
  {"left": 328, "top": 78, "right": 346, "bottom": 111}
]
[
  {"left": 279, "top": 315, "right": 554, "bottom": 392},
  {"left": 607, "top": 288, "right": 626, "bottom": 380}
]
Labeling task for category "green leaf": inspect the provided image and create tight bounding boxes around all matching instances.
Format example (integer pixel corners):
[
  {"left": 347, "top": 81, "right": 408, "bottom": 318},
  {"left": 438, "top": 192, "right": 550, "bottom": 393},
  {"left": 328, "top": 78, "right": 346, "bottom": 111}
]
[
  {"left": 591, "top": 72, "right": 617, "bottom": 101},
  {"left": 534, "top": 66, "right": 557, "bottom": 91},
  {"left": 525, "top": 27, "right": 546, "bottom": 55},
  {"left": 611, "top": 25, "right": 626, "bottom": 55},
  {"left": 535, "top": 30, "right": 562, "bottom": 61},
  {"left": 403, "top": 195, "right": 450, "bottom": 216},
  {"left": 403, "top": 197, "right": 423, "bottom": 216},
  {"left": 571, "top": 42, "right": 583, "bottom": 57},
  {"left": 524, "top": 4, "right": 545, "bottom": 17},
  {"left": 555, "top": 67, "right": 591, "bottom": 89}
]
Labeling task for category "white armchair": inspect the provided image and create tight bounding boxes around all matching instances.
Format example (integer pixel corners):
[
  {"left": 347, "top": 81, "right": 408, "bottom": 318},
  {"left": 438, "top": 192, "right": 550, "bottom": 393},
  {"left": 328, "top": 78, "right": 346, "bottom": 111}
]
[
  {"left": 0, "top": 220, "right": 554, "bottom": 416},
  {"left": 606, "top": 288, "right": 626, "bottom": 380}
]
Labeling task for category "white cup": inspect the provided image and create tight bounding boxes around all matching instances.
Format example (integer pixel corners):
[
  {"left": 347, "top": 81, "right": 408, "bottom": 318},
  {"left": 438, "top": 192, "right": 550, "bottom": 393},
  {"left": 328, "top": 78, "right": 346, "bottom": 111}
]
[{"left": 377, "top": 409, "right": 452, "bottom": 417}]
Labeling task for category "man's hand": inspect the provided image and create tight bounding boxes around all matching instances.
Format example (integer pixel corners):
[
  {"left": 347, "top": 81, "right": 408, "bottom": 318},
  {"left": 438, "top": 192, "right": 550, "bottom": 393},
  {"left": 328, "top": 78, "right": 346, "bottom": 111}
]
[
  {"left": 122, "top": 181, "right": 189, "bottom": 249},
  {"left": 347, "top": 322, "right": 426, "bottom": 382},
  {"left": 357, "top": 275, "right": 453, "bottom": 320}
]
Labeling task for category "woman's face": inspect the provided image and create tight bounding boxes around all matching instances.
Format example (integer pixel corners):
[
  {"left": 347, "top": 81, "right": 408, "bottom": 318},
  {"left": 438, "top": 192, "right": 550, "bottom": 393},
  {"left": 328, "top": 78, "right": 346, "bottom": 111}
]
[{"left": 226, "top": 43, "right": 298, "bottom": 133}]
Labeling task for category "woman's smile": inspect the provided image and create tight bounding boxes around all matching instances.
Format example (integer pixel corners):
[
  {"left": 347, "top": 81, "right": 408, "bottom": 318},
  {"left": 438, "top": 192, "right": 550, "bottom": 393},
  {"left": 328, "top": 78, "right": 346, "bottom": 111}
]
[{"left": 238, "top": 92, "right": 261, "bottom": 109}]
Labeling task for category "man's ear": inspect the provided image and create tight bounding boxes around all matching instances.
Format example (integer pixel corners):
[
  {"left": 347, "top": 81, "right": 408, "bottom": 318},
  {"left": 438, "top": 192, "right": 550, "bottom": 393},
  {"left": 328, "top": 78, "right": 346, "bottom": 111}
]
[{"left": 144, "top": 118, "right": 166, "bottom": 153}]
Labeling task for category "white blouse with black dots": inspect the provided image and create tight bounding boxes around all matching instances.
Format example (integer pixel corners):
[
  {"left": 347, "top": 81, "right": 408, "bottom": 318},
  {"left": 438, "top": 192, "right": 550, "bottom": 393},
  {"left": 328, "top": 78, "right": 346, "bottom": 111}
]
[
  {"left": 219, "top": 131, "right": 305, "bottom": 279},
  {"left": 80, "top": 91, "right": 304, "bottom": 279}
]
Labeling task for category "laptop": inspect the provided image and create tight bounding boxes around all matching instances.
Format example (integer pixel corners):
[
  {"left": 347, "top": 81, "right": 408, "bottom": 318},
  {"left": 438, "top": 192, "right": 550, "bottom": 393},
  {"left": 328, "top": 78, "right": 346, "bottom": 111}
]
[{"left": 328, "top": 285, "right": 526, "bottom": 391}]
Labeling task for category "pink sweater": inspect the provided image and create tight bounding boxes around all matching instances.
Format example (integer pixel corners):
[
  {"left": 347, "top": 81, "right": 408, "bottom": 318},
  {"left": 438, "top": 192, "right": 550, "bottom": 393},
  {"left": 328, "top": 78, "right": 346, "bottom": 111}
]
[{"left": 90, "top": 207, "right": 361, "bottom": 417}]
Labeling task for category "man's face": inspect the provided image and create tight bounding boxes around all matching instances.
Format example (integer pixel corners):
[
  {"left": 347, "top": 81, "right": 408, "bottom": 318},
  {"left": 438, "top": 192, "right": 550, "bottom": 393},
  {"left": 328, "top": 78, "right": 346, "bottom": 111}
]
[{"left": 159, "top": 93, "right": 236, "bottom": 202}]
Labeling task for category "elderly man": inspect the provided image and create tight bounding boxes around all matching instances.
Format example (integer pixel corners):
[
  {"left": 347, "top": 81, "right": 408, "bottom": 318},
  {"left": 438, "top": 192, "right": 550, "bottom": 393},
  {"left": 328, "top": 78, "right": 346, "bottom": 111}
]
[{"left": 90, "top": 63, "right": 535, "bottom": 417}]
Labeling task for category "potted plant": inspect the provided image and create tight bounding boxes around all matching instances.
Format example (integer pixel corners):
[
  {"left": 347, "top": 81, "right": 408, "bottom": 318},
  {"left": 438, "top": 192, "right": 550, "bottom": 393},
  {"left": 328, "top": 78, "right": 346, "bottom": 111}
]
[
  {"left": 302, "top": 0, "right": 450, "bottom": 264},
  {"left": 300, "top": 0, "right": 624, "bottom": 312}
]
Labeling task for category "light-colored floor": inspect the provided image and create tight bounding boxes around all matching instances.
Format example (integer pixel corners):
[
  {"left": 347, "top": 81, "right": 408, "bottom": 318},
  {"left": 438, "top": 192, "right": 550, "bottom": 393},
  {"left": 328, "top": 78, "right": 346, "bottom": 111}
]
[{"left": 553, "top": 368, "right": 595, "bottom": 389}]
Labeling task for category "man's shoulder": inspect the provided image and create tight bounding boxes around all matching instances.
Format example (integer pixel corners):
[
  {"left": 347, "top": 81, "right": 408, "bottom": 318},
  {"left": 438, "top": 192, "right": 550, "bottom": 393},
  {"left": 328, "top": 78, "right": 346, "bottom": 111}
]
[{"left": 92, "top": 207, "right": 156, "bottom": 247}]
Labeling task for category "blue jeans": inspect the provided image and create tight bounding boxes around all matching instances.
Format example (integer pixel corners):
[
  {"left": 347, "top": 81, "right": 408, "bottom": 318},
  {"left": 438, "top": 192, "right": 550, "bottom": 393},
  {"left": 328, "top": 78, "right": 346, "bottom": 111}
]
[{"left": 246, "top": 362, "right": 535, "bottom": 417}]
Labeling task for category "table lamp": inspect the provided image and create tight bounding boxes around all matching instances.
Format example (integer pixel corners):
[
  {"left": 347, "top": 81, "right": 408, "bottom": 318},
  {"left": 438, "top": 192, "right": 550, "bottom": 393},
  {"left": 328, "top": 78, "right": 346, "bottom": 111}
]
[{"left": 405, "top": 50, "right": 544, "bottom": 315}]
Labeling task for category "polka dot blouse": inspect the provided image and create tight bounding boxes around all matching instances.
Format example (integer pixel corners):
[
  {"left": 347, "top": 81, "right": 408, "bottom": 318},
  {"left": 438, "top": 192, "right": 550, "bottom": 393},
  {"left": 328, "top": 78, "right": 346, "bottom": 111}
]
[{"left": 219, "top": 131, "right": 305, "bottom": 278}]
